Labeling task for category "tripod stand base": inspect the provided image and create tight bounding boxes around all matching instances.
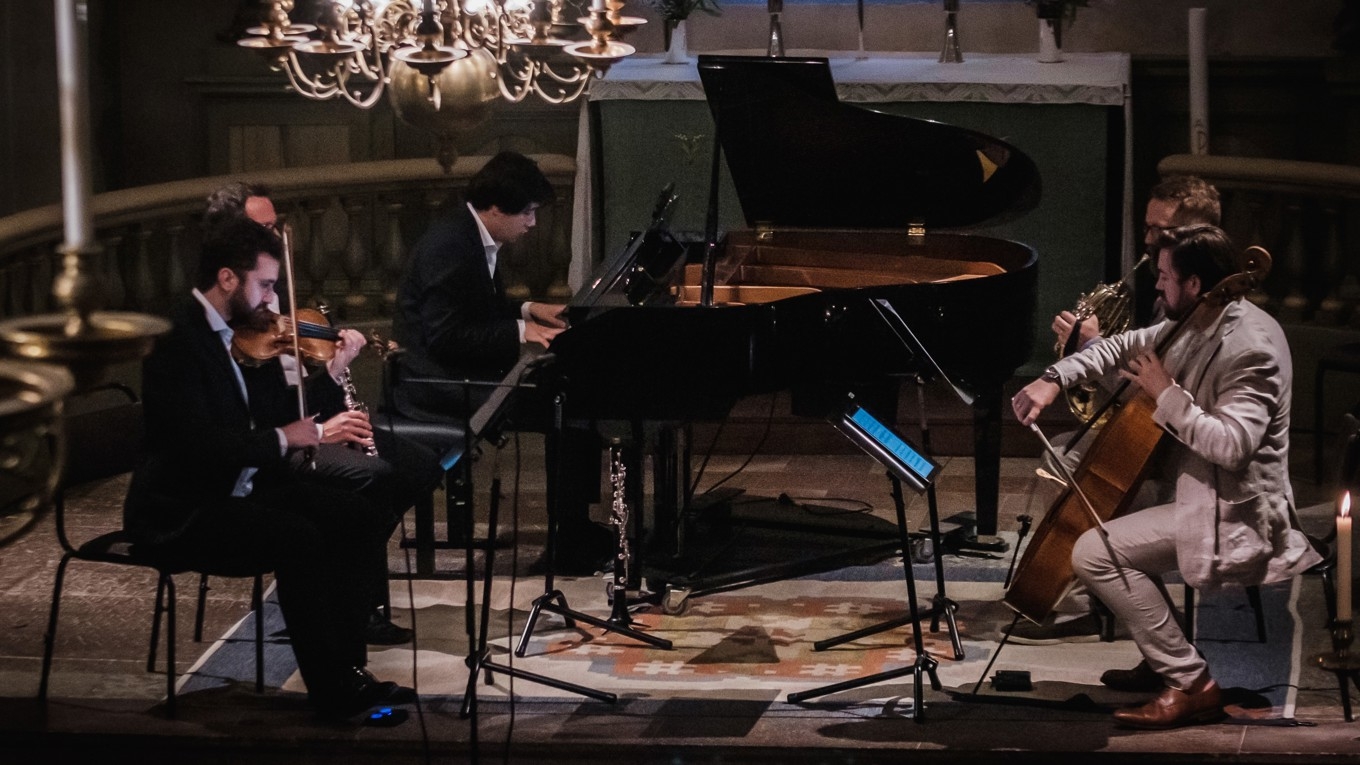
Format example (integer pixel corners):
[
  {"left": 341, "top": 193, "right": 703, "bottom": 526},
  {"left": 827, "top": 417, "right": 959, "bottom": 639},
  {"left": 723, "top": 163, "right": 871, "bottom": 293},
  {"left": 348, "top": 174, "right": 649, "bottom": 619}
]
[
  {"left": 461, "top": 652, "right": 617, "bottom": 718},
  {"left": 515, "top": 589, "right": 673, "bottom": 657},
  {"left": 787, "top": 654, "right": 941, "bottom": 721}
]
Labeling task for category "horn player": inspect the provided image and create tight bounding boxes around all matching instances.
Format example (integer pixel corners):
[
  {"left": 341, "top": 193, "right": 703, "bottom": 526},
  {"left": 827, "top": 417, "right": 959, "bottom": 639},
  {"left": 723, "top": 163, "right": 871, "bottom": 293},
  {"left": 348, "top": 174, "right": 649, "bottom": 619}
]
[
  {"left": 1013, "top": 176, "right": 1225, "bottom": 648},
  {"left": 1010, "top": 225, "right": 1321, "bottom": 729}
]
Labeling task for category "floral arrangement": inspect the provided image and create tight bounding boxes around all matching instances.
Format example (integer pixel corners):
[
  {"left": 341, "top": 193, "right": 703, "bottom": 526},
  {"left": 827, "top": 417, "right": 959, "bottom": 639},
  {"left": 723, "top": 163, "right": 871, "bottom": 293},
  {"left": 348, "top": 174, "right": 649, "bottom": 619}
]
[{"left": 650, "top": 0, "right": 722, "bottom": 22}]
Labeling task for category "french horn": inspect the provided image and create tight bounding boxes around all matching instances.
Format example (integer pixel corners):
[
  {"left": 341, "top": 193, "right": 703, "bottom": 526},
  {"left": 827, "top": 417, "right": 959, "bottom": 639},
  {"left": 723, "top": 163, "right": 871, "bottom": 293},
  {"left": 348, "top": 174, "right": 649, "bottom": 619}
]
[{"left": 1055, "top": 253, "right": 1150, "bottom": 423}]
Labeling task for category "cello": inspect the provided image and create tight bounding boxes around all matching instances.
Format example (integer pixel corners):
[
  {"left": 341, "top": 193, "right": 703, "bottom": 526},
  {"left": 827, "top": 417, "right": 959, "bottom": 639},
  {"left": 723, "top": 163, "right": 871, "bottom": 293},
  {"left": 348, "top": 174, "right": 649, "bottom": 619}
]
[{"left": 1002, "top": 245, "right": 1272, "bottom": 624}]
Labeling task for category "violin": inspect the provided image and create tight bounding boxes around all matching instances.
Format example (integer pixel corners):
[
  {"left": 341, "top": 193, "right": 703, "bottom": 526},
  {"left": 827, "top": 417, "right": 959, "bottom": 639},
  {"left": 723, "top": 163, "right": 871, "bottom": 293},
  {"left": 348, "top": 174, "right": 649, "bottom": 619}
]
[
  {"left": 1002, "top": 246, "right": 1272, "bottom": 625},
  {"left": 230, "top": 306, "right": 349, "bottom": 367}
]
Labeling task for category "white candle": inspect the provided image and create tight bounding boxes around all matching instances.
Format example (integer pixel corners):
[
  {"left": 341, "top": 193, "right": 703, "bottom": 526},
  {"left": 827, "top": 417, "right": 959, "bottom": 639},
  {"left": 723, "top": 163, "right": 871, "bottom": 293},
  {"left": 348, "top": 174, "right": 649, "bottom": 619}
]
[
  {"left": 1339, "top": 491, "right": 1352, "bottom": 623},
  {"left": 1188, "top": 8, "right": 1209, "bottom": 155},
  {"left": 55, "top": 0, "right": 95, "bottom": 253}
]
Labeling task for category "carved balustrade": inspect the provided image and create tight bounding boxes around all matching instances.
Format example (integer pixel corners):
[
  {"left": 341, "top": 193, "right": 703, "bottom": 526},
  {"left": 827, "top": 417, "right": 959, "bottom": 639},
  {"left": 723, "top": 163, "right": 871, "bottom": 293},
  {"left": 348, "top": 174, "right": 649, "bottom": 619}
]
[
  {"left": 0, "top": 155, "right": 576, "bottom": 323},
  {"left": 1158, "top": 154, "right": 1360, "bottom": 328}
]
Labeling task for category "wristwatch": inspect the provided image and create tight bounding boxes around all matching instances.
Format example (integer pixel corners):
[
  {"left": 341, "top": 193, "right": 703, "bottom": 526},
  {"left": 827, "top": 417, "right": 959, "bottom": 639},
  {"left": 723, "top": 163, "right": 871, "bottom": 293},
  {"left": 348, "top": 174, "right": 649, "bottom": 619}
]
[{"left": 1040, "top": 367, "right": 1062, "bottom": 385}]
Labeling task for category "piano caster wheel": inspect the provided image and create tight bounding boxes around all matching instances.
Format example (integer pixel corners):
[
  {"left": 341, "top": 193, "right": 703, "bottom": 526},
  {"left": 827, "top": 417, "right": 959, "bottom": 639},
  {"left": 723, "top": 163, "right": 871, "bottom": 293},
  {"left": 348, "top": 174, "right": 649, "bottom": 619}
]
[{"left": 661, "top": 585, "right": 691, "bottom": 616}]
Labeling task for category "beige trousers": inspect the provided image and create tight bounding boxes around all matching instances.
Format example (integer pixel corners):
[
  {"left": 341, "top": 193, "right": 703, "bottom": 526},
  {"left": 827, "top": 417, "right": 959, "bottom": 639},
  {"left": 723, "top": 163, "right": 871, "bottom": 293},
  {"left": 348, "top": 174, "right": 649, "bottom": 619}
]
[{"left": 1071, "top": 502, "right": 1210, "bottom": 691}]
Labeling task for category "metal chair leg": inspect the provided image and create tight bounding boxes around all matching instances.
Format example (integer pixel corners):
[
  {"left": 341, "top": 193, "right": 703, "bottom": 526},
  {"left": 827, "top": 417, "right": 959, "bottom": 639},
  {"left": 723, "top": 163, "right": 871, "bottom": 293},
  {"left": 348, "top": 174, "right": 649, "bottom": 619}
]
[
  {"left": 194, "top": 573, "right": 210, "bottom": 641},
  {"left": 163, "top": 573, "right": 177, "bottom": 718},
  {"left": 253, "top": 575, "right": 265, "bottom": 693},
  {"left": 148, "top": 573, "right": 168, "bottom": 672}
]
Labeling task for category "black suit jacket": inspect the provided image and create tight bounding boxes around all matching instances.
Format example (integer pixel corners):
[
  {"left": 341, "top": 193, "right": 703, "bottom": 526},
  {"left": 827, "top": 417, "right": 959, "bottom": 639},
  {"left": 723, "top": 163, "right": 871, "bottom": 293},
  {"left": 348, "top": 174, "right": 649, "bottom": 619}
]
[
  {"left": 395, "top": 206, "right": 524, "bottom": 380},
  {"left": 124, "top": 298, "right": 292, "bottom": 541},
  {"left": 392, "top": 206, "right": 525, "bottom": 420}
]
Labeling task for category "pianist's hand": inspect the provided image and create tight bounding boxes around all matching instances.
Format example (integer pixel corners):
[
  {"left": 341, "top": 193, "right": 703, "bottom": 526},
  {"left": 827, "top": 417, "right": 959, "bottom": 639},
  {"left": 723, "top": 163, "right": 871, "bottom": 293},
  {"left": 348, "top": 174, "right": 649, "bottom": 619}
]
[
  {"left": 1012, "top": 378, "right": 1061, "bottom": 427},
  {"left": 527, "top": 302, "right": 568, "bottom": 328},
  {"left": 525, "top": 322, "right": 564, "bottom": 348}
]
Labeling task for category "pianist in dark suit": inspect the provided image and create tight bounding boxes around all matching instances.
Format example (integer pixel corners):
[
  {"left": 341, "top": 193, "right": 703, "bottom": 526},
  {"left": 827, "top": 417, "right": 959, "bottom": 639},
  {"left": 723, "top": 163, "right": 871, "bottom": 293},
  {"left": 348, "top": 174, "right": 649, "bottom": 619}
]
[
  {"left": 393, "top": 151, "right": 611, "bottom": 575},
  {"left": 124, "top": 219, "right": 413, "bottom": 719}
]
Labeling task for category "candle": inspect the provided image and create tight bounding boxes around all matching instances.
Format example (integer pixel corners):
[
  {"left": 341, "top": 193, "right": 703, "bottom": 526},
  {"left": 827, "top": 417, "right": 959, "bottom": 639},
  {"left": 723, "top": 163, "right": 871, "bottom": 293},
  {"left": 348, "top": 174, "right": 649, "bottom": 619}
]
[
  {"left": 1188, "top": 8, "right": 1209, "bottom": 155},
  {"left": 1339, "top": 491, "right": 1352, "bottom": 623},
  {"left": 55, "top": 0, "right": 95, "bottom": 253}
]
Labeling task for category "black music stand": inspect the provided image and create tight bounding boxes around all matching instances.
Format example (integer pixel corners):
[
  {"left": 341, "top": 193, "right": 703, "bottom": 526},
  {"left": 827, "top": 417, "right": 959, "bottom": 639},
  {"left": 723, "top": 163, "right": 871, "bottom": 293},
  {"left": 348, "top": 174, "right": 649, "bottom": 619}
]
[
  {"left": 449, "top": 369, "right": 619, "bottom": 723},
  {"left": 809, "top": 376, "right": 964, "bottom": 661},
  {"left": 786, "top": 395, "right": 942, "bottom": 720},
  {"left": 514, "top": 392, "right": 674, "bottom": 656}
]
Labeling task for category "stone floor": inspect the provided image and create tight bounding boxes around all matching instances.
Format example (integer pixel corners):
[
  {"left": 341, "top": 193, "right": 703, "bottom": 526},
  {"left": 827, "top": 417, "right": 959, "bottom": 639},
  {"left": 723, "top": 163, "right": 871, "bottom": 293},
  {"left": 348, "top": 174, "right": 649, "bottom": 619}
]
[{"left": 2, "top": 422, "right": 1359, "bottom": 764}]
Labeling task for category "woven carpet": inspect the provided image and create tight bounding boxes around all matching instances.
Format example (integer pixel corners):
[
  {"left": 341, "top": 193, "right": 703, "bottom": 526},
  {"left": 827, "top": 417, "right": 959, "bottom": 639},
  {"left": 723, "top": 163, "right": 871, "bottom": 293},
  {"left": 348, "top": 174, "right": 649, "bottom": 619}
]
[{"left": 181, "top": 539, "right": 1305, "bottom": 722}]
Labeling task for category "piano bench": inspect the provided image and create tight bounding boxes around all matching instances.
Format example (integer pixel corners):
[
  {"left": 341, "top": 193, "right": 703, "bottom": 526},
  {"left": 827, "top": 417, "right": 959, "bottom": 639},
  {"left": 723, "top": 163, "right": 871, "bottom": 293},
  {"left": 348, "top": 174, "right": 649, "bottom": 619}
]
[{"left": 373, "top": 413, "right": 471, "bottom": 576}]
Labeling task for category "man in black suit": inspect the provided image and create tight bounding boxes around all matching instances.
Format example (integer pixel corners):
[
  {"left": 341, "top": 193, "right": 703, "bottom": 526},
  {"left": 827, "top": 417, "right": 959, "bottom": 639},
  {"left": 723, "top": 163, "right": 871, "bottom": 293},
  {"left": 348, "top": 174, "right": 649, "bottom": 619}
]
[
  {"left": 205, "top": 181, "right": 442, "bottom": 643},
  {"left": 124, "top": 219, "right": 413, "bottom": 719},
  {"left": 393, "top": 151, "right": 611, "bottom": 574}
]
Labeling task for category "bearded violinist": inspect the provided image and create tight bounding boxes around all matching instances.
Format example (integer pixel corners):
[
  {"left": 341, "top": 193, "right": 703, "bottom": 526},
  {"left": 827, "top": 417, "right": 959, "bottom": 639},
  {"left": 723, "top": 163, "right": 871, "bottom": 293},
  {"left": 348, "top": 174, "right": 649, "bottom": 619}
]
[
  {"left": 1010, "top": 224, "right": 1321, "bottom": 729},
  {"left": 123, "top": 219, "right": 414, "bottom": 719},
  {"left": 204, "top": 181, "right": 442, "bottom": 645}
]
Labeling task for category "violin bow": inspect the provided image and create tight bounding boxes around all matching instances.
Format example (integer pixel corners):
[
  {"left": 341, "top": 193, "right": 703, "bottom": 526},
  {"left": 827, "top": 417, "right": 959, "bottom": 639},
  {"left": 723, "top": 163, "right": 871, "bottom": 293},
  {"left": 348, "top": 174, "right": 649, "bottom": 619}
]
[{"left": 279, "top": 223, "right": 309, "bottom": 424}]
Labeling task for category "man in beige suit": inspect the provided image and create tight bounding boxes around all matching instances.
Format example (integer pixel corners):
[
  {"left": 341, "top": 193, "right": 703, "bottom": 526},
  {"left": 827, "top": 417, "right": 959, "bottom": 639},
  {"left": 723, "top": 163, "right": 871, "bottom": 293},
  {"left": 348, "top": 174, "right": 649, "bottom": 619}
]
[{"left": 1012, "top": 224, "right": 1321, "bottom": 729}]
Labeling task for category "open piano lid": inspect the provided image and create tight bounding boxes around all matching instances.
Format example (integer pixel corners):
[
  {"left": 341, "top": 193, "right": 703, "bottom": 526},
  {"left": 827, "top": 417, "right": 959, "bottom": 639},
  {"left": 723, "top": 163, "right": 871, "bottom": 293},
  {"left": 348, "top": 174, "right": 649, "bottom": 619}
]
[{"left": 697, "top": 55, "right": 1041, "bottom": 231}]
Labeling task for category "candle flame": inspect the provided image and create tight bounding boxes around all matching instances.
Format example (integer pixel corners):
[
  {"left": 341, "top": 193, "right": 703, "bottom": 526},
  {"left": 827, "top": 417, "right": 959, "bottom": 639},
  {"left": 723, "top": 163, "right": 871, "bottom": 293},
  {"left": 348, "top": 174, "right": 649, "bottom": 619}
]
[{"left": 1343, "top": 491, "right": 1351, "bottom": 519}]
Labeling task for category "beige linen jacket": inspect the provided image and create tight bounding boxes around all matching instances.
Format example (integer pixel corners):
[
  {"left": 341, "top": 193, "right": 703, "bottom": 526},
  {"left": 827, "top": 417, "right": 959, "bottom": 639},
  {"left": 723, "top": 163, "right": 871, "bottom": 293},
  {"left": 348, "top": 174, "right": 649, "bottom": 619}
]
[{"left": 1050, "top": 299, "right": 1322, "bottom": 592}]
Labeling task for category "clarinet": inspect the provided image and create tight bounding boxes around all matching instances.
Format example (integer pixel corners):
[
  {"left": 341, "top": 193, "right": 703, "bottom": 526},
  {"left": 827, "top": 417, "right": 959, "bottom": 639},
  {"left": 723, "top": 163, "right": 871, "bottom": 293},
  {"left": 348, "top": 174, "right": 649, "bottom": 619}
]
[{"left": 339, "top": 367, "right": 379, "bottom": 458}]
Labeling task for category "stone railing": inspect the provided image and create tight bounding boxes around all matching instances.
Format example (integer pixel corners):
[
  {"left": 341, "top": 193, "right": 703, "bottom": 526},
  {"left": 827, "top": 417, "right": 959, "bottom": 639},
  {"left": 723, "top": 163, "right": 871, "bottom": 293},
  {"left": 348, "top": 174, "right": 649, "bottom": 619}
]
[
  {"left": 0, "top": 154, "right": 576, "bottom": 322},
  {"left": 1158, "top": 154, "right": 1360, "bottom": 328}
]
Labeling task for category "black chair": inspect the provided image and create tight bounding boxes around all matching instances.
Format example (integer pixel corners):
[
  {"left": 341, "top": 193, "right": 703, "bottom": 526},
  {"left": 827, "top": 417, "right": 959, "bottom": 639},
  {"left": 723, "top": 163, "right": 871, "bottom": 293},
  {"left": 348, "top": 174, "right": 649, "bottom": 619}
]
[
  {"left": 373, "top": 349, "right": 472, "bottom": 576},
  {"left": 38, "top": 384, "right": 267, "bottom": 718}
]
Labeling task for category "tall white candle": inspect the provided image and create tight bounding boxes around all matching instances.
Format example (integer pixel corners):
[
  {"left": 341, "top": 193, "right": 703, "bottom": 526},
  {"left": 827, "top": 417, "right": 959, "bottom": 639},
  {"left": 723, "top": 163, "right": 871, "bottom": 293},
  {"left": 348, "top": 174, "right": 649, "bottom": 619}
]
[
  {"left": 1188, "top": 8, "right": 1209, "bottom": 155},
  {"left": 55, "top": 0, "right": 95, "bottom": 253},
  {"left": 1339, "top": 492, "right": 1352, "bottom": 623}
]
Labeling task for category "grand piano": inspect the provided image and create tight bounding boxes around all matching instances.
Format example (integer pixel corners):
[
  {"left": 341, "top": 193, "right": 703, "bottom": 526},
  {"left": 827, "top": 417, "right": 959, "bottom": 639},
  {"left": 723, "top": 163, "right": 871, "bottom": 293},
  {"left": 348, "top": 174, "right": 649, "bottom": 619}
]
[{"left": 538, "top": 54, "right": 1039, "bottom": 539}]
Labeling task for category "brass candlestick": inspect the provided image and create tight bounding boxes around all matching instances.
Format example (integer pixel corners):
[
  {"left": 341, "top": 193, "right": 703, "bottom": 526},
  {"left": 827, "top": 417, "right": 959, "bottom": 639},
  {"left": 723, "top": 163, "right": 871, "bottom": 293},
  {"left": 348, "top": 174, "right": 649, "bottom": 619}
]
[{"left": 1314, "top": 619, "right": 1360, "bottom": 722}]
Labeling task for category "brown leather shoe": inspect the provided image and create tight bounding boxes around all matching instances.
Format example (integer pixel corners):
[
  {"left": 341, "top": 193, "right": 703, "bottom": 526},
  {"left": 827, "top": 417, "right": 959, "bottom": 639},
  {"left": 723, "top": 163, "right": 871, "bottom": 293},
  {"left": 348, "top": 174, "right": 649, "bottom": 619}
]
[{"left": 1112, "top": 679, "right": 1224, "bottom": 729}]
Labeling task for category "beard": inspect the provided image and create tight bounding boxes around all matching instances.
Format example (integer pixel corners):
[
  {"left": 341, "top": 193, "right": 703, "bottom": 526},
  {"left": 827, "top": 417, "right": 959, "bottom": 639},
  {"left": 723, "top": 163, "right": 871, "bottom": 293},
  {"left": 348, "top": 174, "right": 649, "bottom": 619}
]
[
  {"left": 227, "top": 288, "right": 272, "bottom": 330},
  {"left": 1161, "top": 296, "right": 1191, "bottom": 321}
]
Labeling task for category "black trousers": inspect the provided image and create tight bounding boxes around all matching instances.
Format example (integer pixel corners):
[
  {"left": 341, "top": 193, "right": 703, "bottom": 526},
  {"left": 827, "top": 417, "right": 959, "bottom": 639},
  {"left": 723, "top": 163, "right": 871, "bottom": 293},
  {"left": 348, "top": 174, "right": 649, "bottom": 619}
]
[
  {"left": 141, "top": 479, "right": 388, "bottom": 704},
  {"left": 289, "top": 432, "right": 443, "bottom": 607}
]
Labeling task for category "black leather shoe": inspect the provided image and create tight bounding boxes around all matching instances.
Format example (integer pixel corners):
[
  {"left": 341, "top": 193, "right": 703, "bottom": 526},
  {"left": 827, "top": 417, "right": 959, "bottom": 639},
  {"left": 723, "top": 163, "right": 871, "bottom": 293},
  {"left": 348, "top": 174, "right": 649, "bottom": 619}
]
[
  {"left": 365, "top": 612, "right": 414, "bottom": 646},
  {"left": 1101, "top": 659, "right": 1163, "bottom": 693},
  {"left": 318, "top": 668, "right": 417, "bottom": 719}
]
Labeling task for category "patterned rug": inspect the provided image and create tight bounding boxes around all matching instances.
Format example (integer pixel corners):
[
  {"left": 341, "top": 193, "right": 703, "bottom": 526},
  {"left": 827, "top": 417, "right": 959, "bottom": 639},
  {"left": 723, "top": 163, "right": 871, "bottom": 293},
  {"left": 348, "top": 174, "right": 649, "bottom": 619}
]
[{"left": 182, "top": 548, "right": 1305, "bottom": 721}]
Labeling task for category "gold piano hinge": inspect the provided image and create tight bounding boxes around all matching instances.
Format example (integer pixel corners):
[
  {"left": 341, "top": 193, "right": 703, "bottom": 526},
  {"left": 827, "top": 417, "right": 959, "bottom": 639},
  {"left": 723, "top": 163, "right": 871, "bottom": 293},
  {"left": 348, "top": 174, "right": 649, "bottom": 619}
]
[
  {"left": 907, "top": 220, "right": 927, "bottom": 242},
  {"left": 756, "top": 224, "right": 775, "bottom": 241}
]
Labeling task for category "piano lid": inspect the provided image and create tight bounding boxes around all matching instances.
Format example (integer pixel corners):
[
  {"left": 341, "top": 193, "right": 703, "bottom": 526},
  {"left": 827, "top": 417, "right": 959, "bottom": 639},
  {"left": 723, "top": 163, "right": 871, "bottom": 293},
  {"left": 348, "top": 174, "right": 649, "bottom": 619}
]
[{"left": 697, "top": 55, "right": 1041, "bottom": 231}]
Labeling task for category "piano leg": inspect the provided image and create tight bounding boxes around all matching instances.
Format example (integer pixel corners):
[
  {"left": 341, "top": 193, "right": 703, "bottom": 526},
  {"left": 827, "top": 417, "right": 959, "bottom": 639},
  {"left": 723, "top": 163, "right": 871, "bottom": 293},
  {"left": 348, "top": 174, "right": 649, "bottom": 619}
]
[{"left": 938, "top": 385, "right": 1009, "bottom": 554}]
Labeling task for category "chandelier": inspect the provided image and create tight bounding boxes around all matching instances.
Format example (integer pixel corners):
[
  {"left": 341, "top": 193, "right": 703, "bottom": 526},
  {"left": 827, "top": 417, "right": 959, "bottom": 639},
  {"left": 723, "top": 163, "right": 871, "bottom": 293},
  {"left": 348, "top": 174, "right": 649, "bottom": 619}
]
[{"left": 238, "top": 0, "right": 642, "bottom": 166}]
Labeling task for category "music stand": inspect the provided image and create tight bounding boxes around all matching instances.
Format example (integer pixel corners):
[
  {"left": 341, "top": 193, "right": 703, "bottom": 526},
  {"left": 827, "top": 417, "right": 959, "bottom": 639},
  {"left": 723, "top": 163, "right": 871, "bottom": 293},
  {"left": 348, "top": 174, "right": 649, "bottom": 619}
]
[
  {"left": 448, "top": 366, "right": 620, "bottom": 722},
  {"left": 786, "top": 395, "right": 943, "bottom": 720},
  {"left": 808, "top": 377, "right": 965, "bottom": 661}
]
